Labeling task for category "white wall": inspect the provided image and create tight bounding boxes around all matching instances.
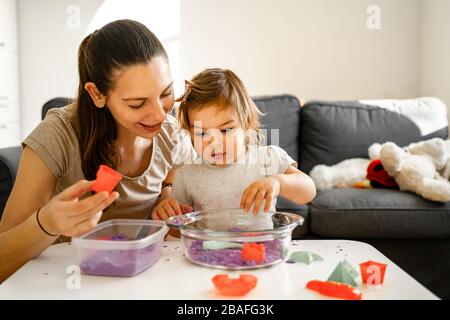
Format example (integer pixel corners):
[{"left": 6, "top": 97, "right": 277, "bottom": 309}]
[
  {"left": 180, "top": 0, "right": 421, "bottom": 101},
  {"left": 17, "top": 0, "right": 434, "bottom": 137},
  {"left": 18, "top": 0, "right": 103, "bottom": 137},
  {"left": 420, "top": 0, "right": 450, "bottom": 128}
]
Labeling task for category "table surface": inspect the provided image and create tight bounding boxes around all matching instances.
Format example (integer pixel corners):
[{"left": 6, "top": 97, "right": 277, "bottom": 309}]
[{"left": 0, "top": 239, "right": 438, "bottom": 300}]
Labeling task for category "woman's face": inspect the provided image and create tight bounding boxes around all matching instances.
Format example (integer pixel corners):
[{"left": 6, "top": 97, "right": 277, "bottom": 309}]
[{"left": 105, "top": 56, "right": 174, "bottom": 140}]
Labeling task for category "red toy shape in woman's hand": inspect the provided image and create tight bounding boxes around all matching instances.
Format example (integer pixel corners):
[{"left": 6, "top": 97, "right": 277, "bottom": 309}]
[{"left": 92, "top": 165, "right": 122, "bottom": 194}]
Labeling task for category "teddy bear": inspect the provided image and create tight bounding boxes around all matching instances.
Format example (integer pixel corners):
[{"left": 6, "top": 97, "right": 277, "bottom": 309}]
[
  {"left": 310, "top": 142, "right": 397, "bottom": 191},
  {"left": 370, "top": 138, "right": 450, "bottom": 202},
  {"left": 310, "top": 138, "right": 450, "bottom": 202},
  {"left": 309, "top": 158, "right": 371, "bottom": 191}
]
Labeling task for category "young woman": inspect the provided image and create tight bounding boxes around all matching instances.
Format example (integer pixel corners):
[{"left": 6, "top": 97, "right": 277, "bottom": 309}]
[{"left": 0, "top": 20, "right": 195, "bottom": 282}]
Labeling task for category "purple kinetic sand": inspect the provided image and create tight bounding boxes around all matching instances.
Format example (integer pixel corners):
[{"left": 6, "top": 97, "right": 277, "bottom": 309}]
[
  {"left": 95, "top": 233, "right": 130, "bottom": 241},
  {"left": 187, "top": 239, "right": 285, "bottom": 267},
  {"left": 80, "top": 238, "right": 163, "bottom": 276},
  {"left": 110, "top": 234, "right": 128, "bottom": 241}
]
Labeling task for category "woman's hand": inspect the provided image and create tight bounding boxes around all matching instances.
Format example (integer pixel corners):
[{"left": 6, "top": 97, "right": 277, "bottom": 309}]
[
  {"left": 240, "top": 176, "right": 281, "bottom": 214},
  {"left": 151, "top": 198, "right": 193, "bottom": 220},
  {"left": 38, "top": 180, "right": 119, "bottom": 237}
]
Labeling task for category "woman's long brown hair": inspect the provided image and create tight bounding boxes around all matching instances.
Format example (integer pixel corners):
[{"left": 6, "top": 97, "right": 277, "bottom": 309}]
[{"left": 75, "top": 19, "right": 168, "bottom": 180}]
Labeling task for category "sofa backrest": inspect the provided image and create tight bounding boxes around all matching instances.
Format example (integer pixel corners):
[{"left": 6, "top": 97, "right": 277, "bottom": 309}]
[
  {"left": 0, "top": 97, "right": 72, "bottom": 219},
  {"left": 0, "top": 146, "right": 22, "bottom": 220},
  {"left": 42, "top": 97, "right": 74, "bottom": 120},
  {"left": 299, "top": 98, "right": 449, "bottom": 173},
  {"left": 253, "top": 95, "right": 301, "bottom": 162}
]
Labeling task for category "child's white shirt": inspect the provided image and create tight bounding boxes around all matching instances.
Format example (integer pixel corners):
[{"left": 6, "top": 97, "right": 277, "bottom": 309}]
[{"left": 172, "top": 145, "right": 297, "bottom": 230}]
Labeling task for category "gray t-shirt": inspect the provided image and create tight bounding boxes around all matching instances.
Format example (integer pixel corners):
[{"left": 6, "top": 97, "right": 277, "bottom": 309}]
[{"left": 172, "top": 145, "right": 297, "bottom": 229}]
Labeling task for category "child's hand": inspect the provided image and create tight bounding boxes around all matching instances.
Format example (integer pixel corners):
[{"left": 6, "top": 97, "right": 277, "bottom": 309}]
[
  {"left": 151, "top": 198, "right": 193, "bottom": 220},
  {"left": 240, "top": 177, "right": 280, "bottom": 214}
]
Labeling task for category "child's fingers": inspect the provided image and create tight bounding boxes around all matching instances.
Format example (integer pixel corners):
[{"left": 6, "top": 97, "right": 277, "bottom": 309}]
[
  {"left": 240, "top": 186, "right": 251, "bottom": 208},
  {"left": 156, "top": 208, "right": 169, "bottom": 220},
  {"left": 180, "top": 204, "right": 193, "bottom": 213},
  {"left": 162, "top": 203, "right": 177, "bottom": 217},
  {"left": 168, "top": 199, "right": 182, "bottom": 215},
  {"left": 264, "top": 193, "right": 272, "bottom": 212},
  {"left": 240, "top": 187, "right": 251, "bottom": 210},
  {"left": 151, "top": 210, "right": 164, "bottom": 221},
  {"left": 242, "top": 188, "right": 258, "bottom": 212},
  {"left": 150, "top": 211, "right": 159, "bottom": 220},
  {"left": 253, "top": 190, "right": 266, "bottom": 214}
]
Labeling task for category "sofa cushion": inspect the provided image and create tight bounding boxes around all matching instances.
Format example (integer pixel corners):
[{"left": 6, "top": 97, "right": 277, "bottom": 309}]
[
  {"left": 309, "top": 188, "right": 450, "bottom": 239},
  {"left": 253, "top": 95, "right": 301, "bottom": 162},
  {"left": 300, "top": 98, "right": 449, "bottom": 173},
  {"left": 0, "top": 146, "right": 22, "bottom": 219}
]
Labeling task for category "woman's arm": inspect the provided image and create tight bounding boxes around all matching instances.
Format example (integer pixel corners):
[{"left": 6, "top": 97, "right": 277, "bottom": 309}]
[
  {"left": 0, "top": 147, "right": 59, "bottom": 281},
  {"left": 0, "top": 147, "right": 118, "bottom": 282}
]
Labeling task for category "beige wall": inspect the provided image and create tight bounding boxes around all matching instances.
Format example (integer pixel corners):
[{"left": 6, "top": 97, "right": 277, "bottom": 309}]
[
  {"left": 18, "top": 0, "right": 103, "bottom": 137},
  {"left": 19, "top": 0, "right": 444, "bottom": 138},
  {"left": 179, "top": 0, "right": 421, "bottom": 101},
  {"left": 420, "top": 0, "right": 450, "bottom": 129}
]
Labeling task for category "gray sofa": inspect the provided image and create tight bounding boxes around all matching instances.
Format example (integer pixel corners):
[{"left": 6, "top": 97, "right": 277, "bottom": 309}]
[
  {"left": 1, "top": 95, "right": 449, "bottom": 298},
  {"left": 255, "top": 95, "right": 450, "bottom": 299}
]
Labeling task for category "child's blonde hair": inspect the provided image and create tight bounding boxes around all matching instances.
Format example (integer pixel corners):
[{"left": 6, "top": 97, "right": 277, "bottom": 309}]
[{"left": 176, "top": 68, "right": 263, "bottom": 143}]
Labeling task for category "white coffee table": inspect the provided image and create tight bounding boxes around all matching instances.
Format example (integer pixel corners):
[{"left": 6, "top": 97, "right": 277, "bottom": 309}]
[{"left": 0, "top": 239, "right": 438, "bottom": 300}]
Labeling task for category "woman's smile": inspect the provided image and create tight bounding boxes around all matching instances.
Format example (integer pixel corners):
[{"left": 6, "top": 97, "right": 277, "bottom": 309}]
[{"left": 138, "top": 121, "right": 162, "bottom": 133}]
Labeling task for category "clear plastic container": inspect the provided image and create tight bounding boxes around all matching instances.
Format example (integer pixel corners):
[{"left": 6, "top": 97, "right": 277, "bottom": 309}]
[
  {"left": 166, "top": 209, "right": 304, "bottom": 270},
  {"left": 72, "top": 219, "right": 168, "bottom": 277}
]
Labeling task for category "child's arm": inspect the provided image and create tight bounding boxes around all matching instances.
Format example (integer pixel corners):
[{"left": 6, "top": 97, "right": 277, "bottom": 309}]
[
  {"left": 271, "top": 165, "right": 316, "bottom": 204},
  {"left": 150, "top": 168, "right": 176, "bottom": 219},
  {"left": 152, "top": 167, "right": 194, "bottom": 239},
  {"left": 151, "top": 167, "right": 193, "bottom": 220},
  {"left": 241, "top": 165, "right": 316, "bottom": 214}
]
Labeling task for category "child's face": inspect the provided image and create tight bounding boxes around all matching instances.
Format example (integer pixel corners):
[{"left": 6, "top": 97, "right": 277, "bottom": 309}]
[{"left": 188, "top": 105, "right": 246, "bottom": 166}]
